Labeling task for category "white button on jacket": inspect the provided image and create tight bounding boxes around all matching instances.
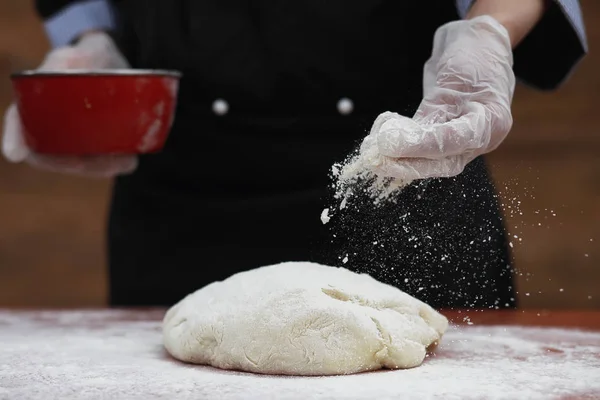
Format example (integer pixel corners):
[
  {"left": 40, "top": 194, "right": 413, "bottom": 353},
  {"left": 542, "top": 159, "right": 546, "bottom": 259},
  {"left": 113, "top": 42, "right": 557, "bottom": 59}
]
[
  {"left": 212, "top": 99, "right": 229, "bottom": 116},
  {"left": 337, "top": 98, "right": 354, "bottom": 115}
]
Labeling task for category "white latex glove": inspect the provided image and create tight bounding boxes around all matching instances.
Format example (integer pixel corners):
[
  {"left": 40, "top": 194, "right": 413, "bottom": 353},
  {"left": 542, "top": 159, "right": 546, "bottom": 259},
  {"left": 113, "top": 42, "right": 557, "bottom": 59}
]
[
  {"left": 2, "top": 32, "right": 138, "bottom": 177},
  {"left": 364, "top": 16, "right": 516, "bottom": 181}
]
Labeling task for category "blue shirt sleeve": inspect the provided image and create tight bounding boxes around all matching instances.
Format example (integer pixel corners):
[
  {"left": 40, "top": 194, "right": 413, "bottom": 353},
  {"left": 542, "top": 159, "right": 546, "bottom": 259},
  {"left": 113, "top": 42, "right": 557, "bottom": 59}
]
[
  {"left": 44, "top": 0, "right": 115, "bottom": 48},
  {"left": 455, "top": 0, "right": 587, "bottom": 90}
]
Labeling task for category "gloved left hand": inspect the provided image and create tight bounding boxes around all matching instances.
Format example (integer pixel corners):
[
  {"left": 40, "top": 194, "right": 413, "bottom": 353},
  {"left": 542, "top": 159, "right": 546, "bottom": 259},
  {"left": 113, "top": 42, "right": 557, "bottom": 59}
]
[
  {"left": 2, "top": 32, "right": 136, "bottom": 178},
  {"left": 363, "top": 15, "right": 516, "bottom": 181}
]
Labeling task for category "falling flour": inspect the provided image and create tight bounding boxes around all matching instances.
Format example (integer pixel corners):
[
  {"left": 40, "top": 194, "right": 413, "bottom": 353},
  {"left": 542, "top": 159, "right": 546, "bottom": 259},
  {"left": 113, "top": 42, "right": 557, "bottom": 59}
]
[
  {"left": 321, "top": 122, "right": 414, "bottom": 224},
  {"left": 332, "top": 149, "right": 412, "bottom": 205},
  {"left": 320, "top": 208, "right": 331, "bottom": 225},
  {"left": 2, "top": 310, "right": 600, "bottom": 400}
]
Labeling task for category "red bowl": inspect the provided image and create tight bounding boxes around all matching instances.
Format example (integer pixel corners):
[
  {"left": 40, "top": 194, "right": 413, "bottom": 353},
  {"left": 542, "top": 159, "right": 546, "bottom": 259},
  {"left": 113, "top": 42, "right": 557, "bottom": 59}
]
[{"left": 11, "top": 69, "right": 181, "bottom": 155}]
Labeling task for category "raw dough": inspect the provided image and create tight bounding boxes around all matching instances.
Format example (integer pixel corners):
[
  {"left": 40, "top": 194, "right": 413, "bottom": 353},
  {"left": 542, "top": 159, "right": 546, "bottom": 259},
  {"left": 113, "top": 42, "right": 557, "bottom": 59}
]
[{"left": 163, "top": 262, "right": 448, "bottom": 376}]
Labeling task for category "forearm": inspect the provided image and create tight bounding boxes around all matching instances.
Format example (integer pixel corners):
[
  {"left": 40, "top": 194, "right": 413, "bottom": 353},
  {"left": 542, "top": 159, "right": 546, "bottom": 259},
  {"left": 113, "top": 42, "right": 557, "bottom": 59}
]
[{"left": 466, "top": 0, "right": 547, "bottom": 48}]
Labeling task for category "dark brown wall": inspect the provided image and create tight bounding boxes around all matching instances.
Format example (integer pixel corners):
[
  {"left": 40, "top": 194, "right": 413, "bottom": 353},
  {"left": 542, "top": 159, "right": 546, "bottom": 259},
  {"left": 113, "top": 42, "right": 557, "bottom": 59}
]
[{"left": 0, "top": 1, "right": 598, "bottom": 308}]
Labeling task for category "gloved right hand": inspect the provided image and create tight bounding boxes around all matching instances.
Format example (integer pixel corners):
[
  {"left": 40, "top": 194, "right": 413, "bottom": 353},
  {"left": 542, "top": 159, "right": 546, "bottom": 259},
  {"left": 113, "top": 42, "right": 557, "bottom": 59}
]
[
  {"left": 2, "top": 32, "right": 138, "bottom": 177},
  {"left": 359, "top": 16, "right": 514, "bottom": 183}
]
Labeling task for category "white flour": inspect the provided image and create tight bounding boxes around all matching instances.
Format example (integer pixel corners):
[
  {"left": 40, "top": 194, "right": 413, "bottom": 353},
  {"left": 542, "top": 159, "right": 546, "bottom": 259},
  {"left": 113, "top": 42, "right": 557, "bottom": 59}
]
[
  {"left": 322, "top": 133, "right": 414, "bottom": 224},
  {"left": 331, "top": 110, "right": 424, "bottom": 206},
  {"left": 320, "top": 208, "right": 331, "bottom": 225},
  {"left": 1, "top": 310, "right": 599, "bottom": 400},
  {"left": 330, "top": 152, "right": 411, "bottom": 206}
]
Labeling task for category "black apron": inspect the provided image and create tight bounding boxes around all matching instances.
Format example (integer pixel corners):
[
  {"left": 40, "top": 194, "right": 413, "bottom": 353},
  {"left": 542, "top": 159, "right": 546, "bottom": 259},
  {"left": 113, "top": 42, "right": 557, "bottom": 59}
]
[{"left": 107, "top": 0, "right": 516, "bottom": 309}]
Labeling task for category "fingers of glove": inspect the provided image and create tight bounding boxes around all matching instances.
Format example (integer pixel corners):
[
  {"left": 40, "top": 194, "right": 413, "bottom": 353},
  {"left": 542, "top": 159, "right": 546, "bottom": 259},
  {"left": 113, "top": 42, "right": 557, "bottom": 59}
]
[
  {"left": 26, "top": 154, "right": 138, "bottom": 178},
  {"left": 413, "top": 91, "right": 464, "bottom": 124},
  {"left": 39, "top": 33, "right": 129, "bottom": 71},
  {"left": 77, "top": 32, "right": 130, "bottom": 69},
  {"left": 373, "top": 154, "right": 469, "bottom": 181},
  {"left": 2, "top": 104, "right": 29, "bottom": 163},
  {"left": 376, "top": 103, "right": 490, "bottom": 159},
  {"left": 361, "top": 111, "right": 401, "bottom": 154},
  {"left": 40, "top": 47, "right": 127, "bottom": 71},
  {"left": 38, "top": 47, "right": 96, "bottom": 70},
  {"left": 368, "top": 111, "right": 400, "bottom": 136}
]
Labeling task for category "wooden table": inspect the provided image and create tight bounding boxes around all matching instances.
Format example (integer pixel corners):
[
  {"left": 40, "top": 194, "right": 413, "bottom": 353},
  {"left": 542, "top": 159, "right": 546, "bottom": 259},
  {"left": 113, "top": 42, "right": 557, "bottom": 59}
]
[
  {"left": 6, "top": 308, "right": 599, "bottom": 328},
  {"left": 1, "top": 309, "right": 599, "bottom": 400}
]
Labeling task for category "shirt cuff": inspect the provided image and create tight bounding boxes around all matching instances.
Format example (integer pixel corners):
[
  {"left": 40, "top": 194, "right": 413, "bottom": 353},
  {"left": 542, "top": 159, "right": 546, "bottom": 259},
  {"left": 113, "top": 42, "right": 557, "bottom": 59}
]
[{"left": 45, "top": 0, "right": 115, "bottom": 48}]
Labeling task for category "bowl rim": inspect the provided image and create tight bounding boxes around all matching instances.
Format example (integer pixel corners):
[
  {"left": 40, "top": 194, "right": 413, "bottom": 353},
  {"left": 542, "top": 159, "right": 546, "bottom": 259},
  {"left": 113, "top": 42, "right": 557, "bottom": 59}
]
[{"left": 11, "top": 69, "right": 182, "bottom": 78}]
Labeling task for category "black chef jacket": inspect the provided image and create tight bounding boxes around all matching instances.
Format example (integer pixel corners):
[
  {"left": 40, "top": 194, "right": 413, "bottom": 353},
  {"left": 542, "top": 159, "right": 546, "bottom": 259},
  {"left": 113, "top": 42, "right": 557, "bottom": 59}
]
[{"left": 34, "top": 0, "right": 586, "bottom": 309}]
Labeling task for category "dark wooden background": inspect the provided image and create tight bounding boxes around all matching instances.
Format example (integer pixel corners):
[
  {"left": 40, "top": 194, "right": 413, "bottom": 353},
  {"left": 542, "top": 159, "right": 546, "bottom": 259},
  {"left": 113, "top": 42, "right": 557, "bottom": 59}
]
[{"left": 0, "top": 1, "right": 598, "bottom": 308}]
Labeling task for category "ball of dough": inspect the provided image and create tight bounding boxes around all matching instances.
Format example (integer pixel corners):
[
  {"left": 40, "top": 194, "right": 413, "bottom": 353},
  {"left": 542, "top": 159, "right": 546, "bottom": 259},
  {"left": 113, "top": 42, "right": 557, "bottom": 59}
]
[{"left": 163, "top": 262, "right": 448, "bottom": 376}]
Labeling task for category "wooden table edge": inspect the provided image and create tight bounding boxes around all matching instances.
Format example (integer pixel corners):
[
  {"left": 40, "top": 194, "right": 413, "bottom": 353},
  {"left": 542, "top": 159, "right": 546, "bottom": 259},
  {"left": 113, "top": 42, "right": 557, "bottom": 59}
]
[{"left": 1, "top": 308, "right": 599, "bottom": 330}]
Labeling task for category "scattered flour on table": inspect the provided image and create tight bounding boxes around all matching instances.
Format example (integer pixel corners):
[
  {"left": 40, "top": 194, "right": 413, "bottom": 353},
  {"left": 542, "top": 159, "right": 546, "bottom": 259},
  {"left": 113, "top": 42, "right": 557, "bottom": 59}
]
[{"left": 1, "top": 309, "right": 600, "bottom": 400}]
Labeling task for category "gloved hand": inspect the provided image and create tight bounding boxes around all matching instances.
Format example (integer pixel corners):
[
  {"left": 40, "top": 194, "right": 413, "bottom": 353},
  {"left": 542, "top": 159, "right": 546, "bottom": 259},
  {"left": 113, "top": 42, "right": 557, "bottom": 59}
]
[
  {"left": 2, "top": 32, "right": 138, "bottom": 177},
  {"left": 363, "top": 15, "right": 516, "bottom": 181}
]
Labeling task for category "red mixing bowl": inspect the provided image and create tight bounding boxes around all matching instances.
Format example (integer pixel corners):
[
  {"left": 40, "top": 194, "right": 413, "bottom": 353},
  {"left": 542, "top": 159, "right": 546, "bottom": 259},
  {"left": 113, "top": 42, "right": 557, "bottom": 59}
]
[{"left": 11, "top": 69, "right": 181, "bottom": 155}]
